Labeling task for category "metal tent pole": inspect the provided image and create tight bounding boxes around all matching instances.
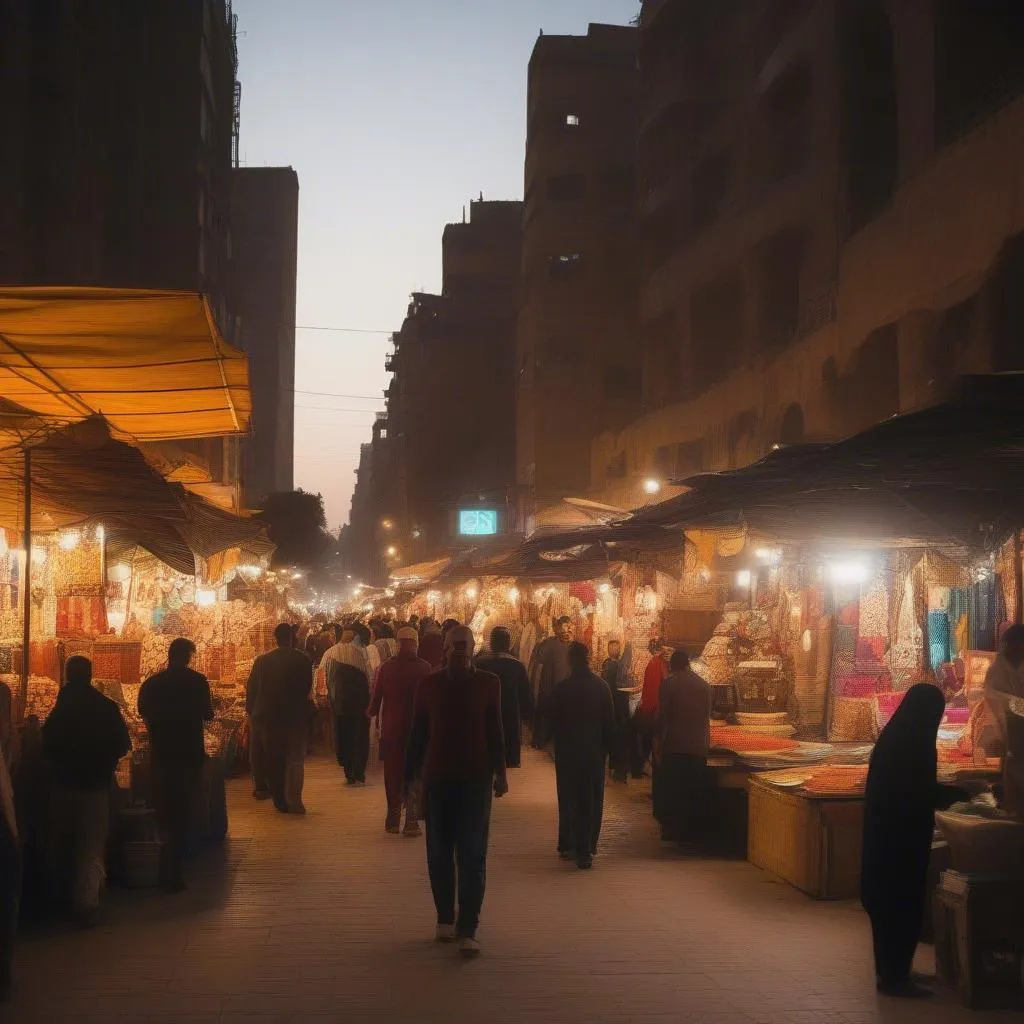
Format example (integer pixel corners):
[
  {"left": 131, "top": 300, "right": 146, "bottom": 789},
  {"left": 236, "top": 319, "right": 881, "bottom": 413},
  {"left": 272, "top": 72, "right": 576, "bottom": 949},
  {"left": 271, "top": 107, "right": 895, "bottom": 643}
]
[{"left": 20, "top": 446, "right": 31, "bottom": 716}]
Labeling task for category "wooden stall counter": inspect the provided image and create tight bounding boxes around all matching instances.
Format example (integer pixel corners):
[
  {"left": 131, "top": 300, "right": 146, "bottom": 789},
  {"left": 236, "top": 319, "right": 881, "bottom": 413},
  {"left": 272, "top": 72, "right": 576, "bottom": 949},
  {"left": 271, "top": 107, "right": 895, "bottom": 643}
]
[{"left": 747, "top": 774, "right": 864, "bottom": 899}]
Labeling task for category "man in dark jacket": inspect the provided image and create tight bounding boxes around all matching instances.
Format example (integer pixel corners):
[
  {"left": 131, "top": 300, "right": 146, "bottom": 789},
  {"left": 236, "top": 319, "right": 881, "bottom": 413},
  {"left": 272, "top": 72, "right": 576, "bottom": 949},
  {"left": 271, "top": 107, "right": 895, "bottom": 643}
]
[
  {"left": 246, "top": 623, "right": 314, "bottom": 814},
  {"left": 138, "top": 638, "right": 215, "bottom": 889},
  {"left": 476, "top": 627, "right": 533, "bottom": 769},
  {"left": 529, "top": 616, "right": 573, "bottom": 748},
  {"left": 42, "top": 656, "right": 130, "bottom": 924},
  {"left": 551, "top": 642, "right": 616, "bottom": 870},
  {"left": 405, "top": 626, "right": 507, "bottom": 958}
]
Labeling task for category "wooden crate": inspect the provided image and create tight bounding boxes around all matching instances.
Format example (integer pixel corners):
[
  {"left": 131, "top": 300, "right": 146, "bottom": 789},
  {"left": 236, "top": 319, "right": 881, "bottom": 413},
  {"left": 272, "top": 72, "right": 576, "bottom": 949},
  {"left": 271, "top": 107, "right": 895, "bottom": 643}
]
[{"left": 747, "top": 775, "right": 864, "bottom": 899}]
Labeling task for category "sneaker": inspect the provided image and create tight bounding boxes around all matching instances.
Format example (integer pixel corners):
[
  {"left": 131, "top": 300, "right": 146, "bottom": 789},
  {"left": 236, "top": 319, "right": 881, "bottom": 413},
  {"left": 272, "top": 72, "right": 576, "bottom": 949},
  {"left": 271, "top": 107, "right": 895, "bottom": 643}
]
[
  {"left": 435, "top": 923, "right": 457, "bottom": 943},
  {"left": 385, "top": 823, "right": 401, "bottom": 834},
  {"left": 458, "top": 936, "right": 481, "bottom": 958},
  {"left": 253, "top": 788, "right": 272, "bottom": 801}
]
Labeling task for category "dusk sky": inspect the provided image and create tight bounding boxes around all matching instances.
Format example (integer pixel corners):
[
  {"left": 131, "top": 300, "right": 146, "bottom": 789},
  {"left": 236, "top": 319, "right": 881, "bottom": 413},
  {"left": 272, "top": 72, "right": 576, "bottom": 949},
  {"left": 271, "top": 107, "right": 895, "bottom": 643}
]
[{"left": 234, "top": 0, "right": 638, "bottom": 531}]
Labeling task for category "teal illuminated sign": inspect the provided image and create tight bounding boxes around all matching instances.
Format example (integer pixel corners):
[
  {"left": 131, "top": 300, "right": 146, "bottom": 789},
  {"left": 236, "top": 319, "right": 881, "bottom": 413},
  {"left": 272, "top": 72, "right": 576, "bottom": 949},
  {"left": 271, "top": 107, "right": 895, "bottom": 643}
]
[{"left": 458, "top": 509, "right": 498, "bottom": 536}]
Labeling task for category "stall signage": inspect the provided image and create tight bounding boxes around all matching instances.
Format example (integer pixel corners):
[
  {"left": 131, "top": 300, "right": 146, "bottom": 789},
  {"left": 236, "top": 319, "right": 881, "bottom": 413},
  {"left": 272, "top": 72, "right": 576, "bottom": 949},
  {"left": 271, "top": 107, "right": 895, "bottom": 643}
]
[{"left": 458, "top": 509, "right": 498, "bottom": 536}]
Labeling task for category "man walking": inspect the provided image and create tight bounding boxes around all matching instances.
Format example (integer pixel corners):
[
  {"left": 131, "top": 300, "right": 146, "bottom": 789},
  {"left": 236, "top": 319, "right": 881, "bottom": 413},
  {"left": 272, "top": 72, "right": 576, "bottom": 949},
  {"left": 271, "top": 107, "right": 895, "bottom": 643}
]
[
  {"left": 601, "top": 639, "right": 635, "bottom": 782},
  {"left": 138, "top": 638, "right": 214, "bottom": 890},
  {"left": 42, "top": 656, "right": 130, "bottom": 925},
  {"left": 657, "top": 650, "right": 713, "bottom": 846},
  {"left": 551, "top": 642, "right": 616, "bottom": 869},
  {"left": 370, "top": 626, "right": 430, "bottom": 834},
  {"left": 476, "top": 627, "right": 533, "bottom": 769},
  {"left": 324, "top": 622, "right": 372, "bottom": 784},
  {"left": 246, "top": 623, "right": 314, "bottom": 814},
  {"left": 405, "top": 626, "right": 507, "bottom": 958},
  {"left": 529, "top": 615, "right": 573, "bottom": 748}
]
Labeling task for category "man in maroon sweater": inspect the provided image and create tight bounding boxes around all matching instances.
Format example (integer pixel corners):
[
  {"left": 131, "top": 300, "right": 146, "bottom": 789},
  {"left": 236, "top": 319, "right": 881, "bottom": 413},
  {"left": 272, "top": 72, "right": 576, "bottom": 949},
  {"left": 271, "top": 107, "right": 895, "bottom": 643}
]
[
  {"left": 369, "top": 626, "right": 431, "bottom": 835},
  {"left": 405, "top": 626, "right": 507, "bottom": 958}
]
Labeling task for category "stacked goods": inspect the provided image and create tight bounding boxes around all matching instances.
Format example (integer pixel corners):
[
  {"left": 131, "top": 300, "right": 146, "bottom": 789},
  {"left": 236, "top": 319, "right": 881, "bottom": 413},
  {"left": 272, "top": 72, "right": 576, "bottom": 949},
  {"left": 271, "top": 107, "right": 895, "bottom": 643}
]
[
  {"left": 800, "top": 764, "right": 869, "bottom": 796},
  {"left": 711, "top": 725, "right": 800, "bottom": 753}
]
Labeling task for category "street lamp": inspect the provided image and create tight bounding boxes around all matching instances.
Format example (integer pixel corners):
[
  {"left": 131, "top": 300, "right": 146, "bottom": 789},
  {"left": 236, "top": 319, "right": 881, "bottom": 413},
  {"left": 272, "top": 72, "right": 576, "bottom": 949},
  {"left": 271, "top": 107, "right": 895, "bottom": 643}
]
[
  {"left": 386, "top": 545, "right": 398, "bottom": 558},
  {"left": 381, "top": 519, "right": 394, "bottom": 531},
  {"left": 642, "top": 477, "right": 662, "bottom": 496}
]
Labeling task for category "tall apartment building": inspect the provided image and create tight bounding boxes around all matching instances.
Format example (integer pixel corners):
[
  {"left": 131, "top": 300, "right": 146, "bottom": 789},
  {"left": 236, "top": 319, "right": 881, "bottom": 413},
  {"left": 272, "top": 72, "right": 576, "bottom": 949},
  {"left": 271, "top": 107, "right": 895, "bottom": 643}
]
[
  {"left": 0, "top": 0, "right": 242, "bottom": 502},
  {"left": 592, "top": 0, "right": 1024, "bottom": 507},
  {"left": 230, "top": 167, "right": 300, "bottom": 506},
  {"left": 516, "top": 23, "right": 640, "bottom": 519},
  {"left": 347, "top": 200, "right": 522, "bottom": 575}
]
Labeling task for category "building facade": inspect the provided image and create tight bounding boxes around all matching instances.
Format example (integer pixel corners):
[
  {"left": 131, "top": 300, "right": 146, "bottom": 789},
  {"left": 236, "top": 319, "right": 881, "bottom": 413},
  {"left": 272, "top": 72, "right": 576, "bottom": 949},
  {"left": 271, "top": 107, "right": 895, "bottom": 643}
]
[
  {"left": 593, "top": 0, "right": 1024, "bottom": 508},
  {"left": 0, "top": 0, "right": 243, "bottom": 503},
  {"left": 347, "top": 200, "right": 522, "bottom": 579},
  {"left": 230, "top": 166, "right": 300, "bottom": 506},
  {"left": 516, "top": 23, "right": 641, "bottom": 519}
]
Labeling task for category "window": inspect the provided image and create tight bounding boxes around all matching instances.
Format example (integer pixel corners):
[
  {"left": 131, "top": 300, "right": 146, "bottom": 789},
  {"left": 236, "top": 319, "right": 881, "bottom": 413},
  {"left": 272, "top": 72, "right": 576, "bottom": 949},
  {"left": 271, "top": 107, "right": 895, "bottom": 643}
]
[
  {"left": 379, "top": 429, "right": 388, "bottom": 439},
  {"left": 565, "top": 113, "right": 580, "bottom": 127},
  {"left": 547, "top": 173, "right": 585, "bottom": 201}
]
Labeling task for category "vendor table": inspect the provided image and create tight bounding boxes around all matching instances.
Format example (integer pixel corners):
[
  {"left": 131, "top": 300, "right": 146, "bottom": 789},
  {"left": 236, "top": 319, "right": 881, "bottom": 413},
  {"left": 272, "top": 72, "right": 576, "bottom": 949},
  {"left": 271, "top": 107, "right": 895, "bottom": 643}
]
[
  {"left": 747, "top": 774, "right": 864, "bottom": 899},
  {"left": 702, "top": 758, "right": 750, "bottom": 856}
]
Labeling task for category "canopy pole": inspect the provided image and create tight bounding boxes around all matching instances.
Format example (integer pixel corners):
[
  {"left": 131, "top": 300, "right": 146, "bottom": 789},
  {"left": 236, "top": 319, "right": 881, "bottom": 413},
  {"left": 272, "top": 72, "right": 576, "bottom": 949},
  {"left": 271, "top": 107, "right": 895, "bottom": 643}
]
[
  {"left": 1015, "top": 529, "right": 1023, "bottom": 624},
  {"left": 20, "top": 446, "right": 31, "bottom": 718}
]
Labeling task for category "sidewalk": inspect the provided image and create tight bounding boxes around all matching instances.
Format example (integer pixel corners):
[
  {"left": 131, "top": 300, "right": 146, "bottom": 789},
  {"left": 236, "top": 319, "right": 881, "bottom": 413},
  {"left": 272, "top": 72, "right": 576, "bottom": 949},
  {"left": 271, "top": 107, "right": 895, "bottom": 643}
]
[{"left": 2, "top": 750, "right": 1016, "bottom": 1023}]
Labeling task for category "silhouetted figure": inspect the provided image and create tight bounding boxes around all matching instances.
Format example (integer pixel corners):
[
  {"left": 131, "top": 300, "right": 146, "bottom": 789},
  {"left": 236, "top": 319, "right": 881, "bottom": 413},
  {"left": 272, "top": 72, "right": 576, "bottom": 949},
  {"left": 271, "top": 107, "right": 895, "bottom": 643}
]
[
  {"left": 42, "top": 656, "right": 130, "bottom": 925},
  {"left": 861, "top": 683, "right": 963, "bottom": 998},
  {"left": 476, "top": 627, "right": 533, "bottom": 769},
  {"left": 245, "top": 623, "right": 314, "bottom": 815},
  {"left": 418, "top": 621, "right": 445, "bottom": 670},
  {"left": 370, "top": 626, "right": 430, "bottom": 834},
  {"left": 0, "top": 699, "right": 17, "bottom": 1002},
  {"left": 530, "top": 616, "right": 573, "bottom": 748},
  {"left": 406, "top": 626, "right": 507, "bottom": 957},
  {"left": 551, "top": 642, "right": 616, "bottom": 869},
  {"left": 656, "top": 650, "right": 712, "bottom": 845},
  {"left": 138, "top": 638, "right": 214, "bottom": 890}
]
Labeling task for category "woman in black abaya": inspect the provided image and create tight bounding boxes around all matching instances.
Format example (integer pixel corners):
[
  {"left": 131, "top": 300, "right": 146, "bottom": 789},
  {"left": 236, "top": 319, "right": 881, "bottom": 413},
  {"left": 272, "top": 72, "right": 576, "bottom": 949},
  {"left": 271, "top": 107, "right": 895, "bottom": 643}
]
[{"left": 861, "top": 683, "right": 959, "bottom": 998}]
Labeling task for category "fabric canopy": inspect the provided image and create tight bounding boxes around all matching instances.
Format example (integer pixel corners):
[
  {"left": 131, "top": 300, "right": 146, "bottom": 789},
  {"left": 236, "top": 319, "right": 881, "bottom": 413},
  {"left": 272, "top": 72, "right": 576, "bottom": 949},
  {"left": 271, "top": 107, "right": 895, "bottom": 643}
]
[
  {"left": 0, "top": 287, "right": 250, "bottom": 441},
  {"left": 0, "top": 417, "right": 270, "bottom": 574}
]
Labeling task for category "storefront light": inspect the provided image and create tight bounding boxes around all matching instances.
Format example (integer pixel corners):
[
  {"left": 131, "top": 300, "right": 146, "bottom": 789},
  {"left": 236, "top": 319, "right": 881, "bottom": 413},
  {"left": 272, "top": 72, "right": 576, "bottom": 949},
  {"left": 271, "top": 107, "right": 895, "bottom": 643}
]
[
  {"left": 507, "top": 587, "right": 520, "bottom": 602},
  {"left": 598, "top": 582, "right": 611, "bottom": 594},
  {"left": 465, "top": 586, "right": 478, "bottom": 600},
  {"left": 642, "top": 478, "right": 662, "bottom": 495},
  {"left": 59, "top": 530, "right": 81, "bottom": 551},
  {"left": 828, "top": 560, "right": 871, "bottom": 586},
  {"left": 195, "top": 588, "right": 217, "bottom": 607},
  {"left": 95, "top": 524, "right": 105, "bottom": 543},
  {"left": 386, "top": 546, "right": 398, "bottom": 558},
  {"left": 427, "top": 590, "right": 440, "bottom": 600},
  {"left": 381, "top": 519, "right": 394, "bottom": 531},
  {"left": 755, "top": 547, "right": 782, "bottom": 566},
  {"left": 736, "top": 570, "right": 752, "bottom": 588}
]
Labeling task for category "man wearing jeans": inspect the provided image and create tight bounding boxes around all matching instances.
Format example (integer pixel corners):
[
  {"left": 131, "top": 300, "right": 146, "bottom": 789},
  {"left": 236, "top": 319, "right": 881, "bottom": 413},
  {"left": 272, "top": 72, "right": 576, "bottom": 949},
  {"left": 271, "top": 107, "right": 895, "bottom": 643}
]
[
  {"left": 405, "top": 626, "right": 507, "bottom": 958},
  {"left": 42, "top": 656, "right": 130, "bottom": 926}
]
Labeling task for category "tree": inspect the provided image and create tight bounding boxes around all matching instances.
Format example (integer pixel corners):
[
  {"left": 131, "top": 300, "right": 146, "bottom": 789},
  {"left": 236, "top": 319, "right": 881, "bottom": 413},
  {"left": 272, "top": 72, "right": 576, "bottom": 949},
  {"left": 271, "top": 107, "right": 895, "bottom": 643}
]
[{"left": 260, "top": 489, "right": 333, "bottom": 569}]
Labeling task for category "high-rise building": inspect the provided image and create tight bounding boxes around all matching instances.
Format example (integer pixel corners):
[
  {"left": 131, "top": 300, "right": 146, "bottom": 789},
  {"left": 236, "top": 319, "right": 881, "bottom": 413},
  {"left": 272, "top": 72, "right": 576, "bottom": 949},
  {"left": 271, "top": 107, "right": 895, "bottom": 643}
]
[
  {"left": 592, "top": 0, "right": 1024, "bottom": 508},
  {"left": 351, "top": 200, "right": 522, "bottom": 573},
  {"left": 516, "top": 23, "right": 640, "bottom": 521},
  {"left": 230, "top": 166, "right": 299, "bottom": 506},
  {"left": 0, "top": 0, "right": 242, "bottom": 501}
]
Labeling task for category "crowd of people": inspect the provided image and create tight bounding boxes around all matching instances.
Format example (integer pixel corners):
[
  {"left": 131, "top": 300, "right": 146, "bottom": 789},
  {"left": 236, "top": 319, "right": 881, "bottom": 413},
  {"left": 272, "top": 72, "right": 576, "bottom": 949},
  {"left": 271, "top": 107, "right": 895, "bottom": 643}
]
[{"left": 1, "top": 606, "right": 1001, "bottom": 999}]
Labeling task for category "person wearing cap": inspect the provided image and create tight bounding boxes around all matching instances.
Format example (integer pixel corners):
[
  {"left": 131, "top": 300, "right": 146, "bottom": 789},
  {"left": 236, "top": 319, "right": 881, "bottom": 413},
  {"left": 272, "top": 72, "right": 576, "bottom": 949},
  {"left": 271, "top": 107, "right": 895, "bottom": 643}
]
[
  {"left": 370, "top": 626, "right": 431, "bottom": 834},
  {"left": 405, "top": 625, "right": 507, "bottom": 958}
]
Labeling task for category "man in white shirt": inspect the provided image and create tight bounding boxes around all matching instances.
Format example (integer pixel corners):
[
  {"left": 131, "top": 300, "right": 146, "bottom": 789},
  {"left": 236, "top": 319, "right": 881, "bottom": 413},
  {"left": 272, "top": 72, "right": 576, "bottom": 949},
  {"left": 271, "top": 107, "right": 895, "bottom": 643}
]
[{"left": 322, "top": 622, "right": 373, "bottom": 784}]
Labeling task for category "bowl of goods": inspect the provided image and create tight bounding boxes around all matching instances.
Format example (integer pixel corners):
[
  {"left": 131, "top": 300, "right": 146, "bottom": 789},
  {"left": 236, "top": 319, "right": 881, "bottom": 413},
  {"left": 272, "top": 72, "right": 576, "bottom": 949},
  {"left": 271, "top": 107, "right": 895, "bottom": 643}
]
[{"left": 735, "top": 711, "right": 790, "bottom": 726}]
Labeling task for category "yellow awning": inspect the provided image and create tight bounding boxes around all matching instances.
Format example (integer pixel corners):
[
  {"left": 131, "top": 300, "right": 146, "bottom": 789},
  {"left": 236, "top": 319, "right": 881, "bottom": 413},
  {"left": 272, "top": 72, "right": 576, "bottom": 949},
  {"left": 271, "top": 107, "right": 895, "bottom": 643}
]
[{"left": 0, "top": 287, "right": 251, "bottom": 441}]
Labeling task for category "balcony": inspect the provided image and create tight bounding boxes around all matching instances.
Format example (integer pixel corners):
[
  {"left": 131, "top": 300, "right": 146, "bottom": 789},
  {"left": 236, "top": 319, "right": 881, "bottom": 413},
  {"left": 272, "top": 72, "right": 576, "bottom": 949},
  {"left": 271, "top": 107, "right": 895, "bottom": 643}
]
[{"left": 385, "top": 353, "right": 395, "bottom": 373}]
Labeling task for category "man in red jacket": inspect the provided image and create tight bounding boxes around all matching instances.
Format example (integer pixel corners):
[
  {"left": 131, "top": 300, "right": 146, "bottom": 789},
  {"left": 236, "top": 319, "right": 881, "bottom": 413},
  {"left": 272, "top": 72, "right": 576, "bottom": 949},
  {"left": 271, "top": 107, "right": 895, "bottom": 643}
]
[
  {"left": 370, "top": 626, "right": 431, "bottom": 835},
  {"left": 405, "top": 626, "right": 507, "bottom": 958}
]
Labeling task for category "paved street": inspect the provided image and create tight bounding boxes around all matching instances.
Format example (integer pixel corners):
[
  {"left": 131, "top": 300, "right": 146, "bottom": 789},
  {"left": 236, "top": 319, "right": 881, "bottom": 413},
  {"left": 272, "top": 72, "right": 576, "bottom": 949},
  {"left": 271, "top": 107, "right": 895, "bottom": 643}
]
[{"left": 2, "top": 751, "right": 1016, "bottom": 1024}]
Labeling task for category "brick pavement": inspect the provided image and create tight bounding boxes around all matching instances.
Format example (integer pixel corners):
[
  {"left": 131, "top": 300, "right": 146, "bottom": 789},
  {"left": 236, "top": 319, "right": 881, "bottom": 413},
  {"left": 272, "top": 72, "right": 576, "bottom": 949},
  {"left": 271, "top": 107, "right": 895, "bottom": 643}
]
[{"left": 1, "top": 750, "right": 1016, "bottom": 1023}]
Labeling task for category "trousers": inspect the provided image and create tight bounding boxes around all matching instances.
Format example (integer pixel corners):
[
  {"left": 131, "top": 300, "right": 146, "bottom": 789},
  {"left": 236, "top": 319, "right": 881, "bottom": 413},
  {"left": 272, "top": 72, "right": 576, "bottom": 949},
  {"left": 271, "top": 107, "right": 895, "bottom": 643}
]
[
  {"left": 334, "top": 713, "right": 369, "bottom": 783},
  {"left": 249, "top": 717, "right": 268, "bottom": 793},
  {"left": 424, "top": 778, "right": 493, "bottom": 938},
  {"left": 0, "top": 819, "right": 19, "bottom": 989},
  {"left": 49, "top": 785, "right": 109, "bottom": 912},
  {"left": 382, "top": 738, "right": 416, "bottom": 828},
  {"left": 658, "top": 753, "right": 706, "bottom": 841},
  {"left": 555, "top": 755, "right": 605, "bottom": 863},
  {"left": 151, "top": 759, "right": 203, "bottom": 885},
  {"left": 258, "top": 721, "right": 307, "bottom": 810}
]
